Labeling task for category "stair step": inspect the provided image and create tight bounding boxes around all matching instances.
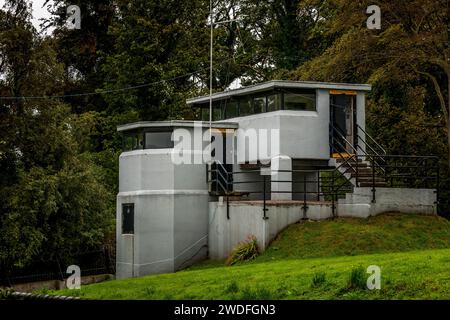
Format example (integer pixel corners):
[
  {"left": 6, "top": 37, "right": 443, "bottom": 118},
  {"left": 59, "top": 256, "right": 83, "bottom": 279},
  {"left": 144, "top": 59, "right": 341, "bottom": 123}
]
[
  {"left": 351, "top": 174, "right": 385, "bottom": 180},
  {"left": 339, "top": 162, "right": 369, "bottom": 169},
  {"left": 342, "top": 168, "right": 372, "bottom": 174},
  {"left": 358, "top": 182, "right": 387, "bottom": 187}
]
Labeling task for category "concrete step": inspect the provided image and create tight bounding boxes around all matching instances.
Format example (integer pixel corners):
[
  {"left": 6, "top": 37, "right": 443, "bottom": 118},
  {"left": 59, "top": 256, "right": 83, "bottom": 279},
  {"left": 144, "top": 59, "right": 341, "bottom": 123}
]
[{"left": 358, "top": 182, "right": 387, "bottom": 187}]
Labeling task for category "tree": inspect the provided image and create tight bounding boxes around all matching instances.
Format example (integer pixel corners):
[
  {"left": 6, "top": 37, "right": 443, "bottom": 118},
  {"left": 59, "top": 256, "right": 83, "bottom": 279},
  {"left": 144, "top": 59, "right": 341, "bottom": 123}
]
[
  {"left": 43, "top": 0, "right": 116, "bottom": 114},
  {"left": 293, "top": 0, "right": 450, "bottom": 165},
  {"left": 0, "top": 1, "right": 114, "bottom": 269}
]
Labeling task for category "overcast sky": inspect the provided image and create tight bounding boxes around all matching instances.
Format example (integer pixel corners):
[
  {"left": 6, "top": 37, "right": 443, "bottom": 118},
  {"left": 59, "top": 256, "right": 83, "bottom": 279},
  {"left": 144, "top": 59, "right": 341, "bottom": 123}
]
[{"left": 0, "top": 0, "right": 54, "bottom": 33}]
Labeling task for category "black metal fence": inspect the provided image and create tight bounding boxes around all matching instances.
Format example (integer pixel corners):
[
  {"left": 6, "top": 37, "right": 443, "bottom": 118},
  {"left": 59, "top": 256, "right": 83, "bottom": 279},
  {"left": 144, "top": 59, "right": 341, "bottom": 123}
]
[
  {"left": 208, "top": 152, "right": 440, "bottom": 218},
  {"left": 0, "top": 246, "right": 115, "bottom": 286}
]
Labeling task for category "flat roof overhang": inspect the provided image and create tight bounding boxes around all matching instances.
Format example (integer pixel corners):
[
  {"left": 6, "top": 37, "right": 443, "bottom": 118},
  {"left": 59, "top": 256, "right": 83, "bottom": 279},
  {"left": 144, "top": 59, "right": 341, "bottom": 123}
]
[
  {"left": 117, "top": 120, "right": 239, "bottom": 132},
  {"left": 186, "top": 80, "right": 372, "bottom": 105}
]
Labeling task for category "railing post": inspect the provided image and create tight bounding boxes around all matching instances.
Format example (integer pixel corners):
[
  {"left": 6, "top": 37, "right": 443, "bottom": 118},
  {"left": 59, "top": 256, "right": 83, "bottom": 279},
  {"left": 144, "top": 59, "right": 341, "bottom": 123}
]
[
  {"left": 355, "top": 155, "right": 359, "bottom": 187},
  {"left": 263, "top": 174, "right": 268, "bottom": 220},
  {"left": 317, "top": 171, "right": 320, "bottom": 201},
  {"left": 226, "top": 196, "right": 230, "bottom": 220},
  {"left": 331, "top": 170, "right": 336, "bottom": 217},
  {"left": 371, "top": 156, "right": 376, "bottom": 203},
  {"left": 436, "top": 159, "right": 440, "bottom": 214},
  {"left": 303, "top": 175, "right": 308, "bottom": 219}
]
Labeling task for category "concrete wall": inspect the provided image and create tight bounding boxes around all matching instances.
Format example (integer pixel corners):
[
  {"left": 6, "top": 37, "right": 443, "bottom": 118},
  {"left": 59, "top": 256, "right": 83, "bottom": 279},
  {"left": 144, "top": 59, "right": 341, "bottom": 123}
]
[
  {"left": 116, "top": 148, "right": 209, "bottom": 279},
  {"left": 226, "top": 91, "right": 331, "bottom": 162},
  {"left": 208, "top": 200, "right": 333, "bottom": 259},
  {"left": 208, "top": 187, "right": 437, "bottom": 259},
  {"left": 223, "top": 89, "right": 367, "bottom": 163},
  {"left": 338, "top": 187, "right": 437, "bottom": 218},
  {"left": 356, "top": 92, "right": 366, "bottom": 155}
]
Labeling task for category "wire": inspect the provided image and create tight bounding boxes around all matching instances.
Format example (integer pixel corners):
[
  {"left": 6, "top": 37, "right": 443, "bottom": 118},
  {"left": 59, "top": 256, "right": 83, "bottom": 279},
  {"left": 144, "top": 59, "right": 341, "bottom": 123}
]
[
  {"left": 0, "top": 70, "right": 203, "bottom": 101},
  {"left": 0, "top": 54, "right": 248, "bottom": 101}
]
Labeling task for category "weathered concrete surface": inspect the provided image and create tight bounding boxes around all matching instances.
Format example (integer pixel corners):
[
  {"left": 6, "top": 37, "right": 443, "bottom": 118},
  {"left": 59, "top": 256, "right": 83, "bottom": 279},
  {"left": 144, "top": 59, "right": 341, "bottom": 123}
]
[
  {"left": 208, "top": 200, "right": 334, "bottom": 259},
  {"left": 11, "top": 274, "right": 113, "bottom": 293},
  {"left": 208, "top": 187, "right": 437, "bottom": 259},
  {"left": 338, "top": 187, "right": 437, "bottom": 217},
  {"left": 116, "top": 148, "right": 209, "bottom": 279}
]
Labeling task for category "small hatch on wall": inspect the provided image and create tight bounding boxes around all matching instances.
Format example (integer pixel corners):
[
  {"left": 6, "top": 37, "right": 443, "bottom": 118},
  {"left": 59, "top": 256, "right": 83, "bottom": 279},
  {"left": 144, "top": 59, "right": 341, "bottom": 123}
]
[{"left": 122, "top": 203, "right": 134, "bottom": 234}]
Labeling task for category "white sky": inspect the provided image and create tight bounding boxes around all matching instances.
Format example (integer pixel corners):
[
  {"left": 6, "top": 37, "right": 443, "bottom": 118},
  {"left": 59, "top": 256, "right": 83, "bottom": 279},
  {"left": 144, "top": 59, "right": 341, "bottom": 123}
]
[{"left": 0, "top": 0, "right": 54, "bottom": 33}]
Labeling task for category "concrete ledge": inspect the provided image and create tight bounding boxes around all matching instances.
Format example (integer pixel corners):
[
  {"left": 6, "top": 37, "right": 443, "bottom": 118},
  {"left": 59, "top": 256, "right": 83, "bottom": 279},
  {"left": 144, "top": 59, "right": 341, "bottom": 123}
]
[
  {"left": 208, "top": 188, "right": 437, "bottom": 259},
  {"left": 10, "top": 274, "right": 113, "bottom": 293}
]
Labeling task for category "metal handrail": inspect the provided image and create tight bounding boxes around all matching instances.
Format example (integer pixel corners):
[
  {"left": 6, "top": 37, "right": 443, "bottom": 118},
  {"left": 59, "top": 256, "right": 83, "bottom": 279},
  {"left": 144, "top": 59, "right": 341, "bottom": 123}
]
[{"left": 357, "top": 124, "right": 386, "bottom": 155}]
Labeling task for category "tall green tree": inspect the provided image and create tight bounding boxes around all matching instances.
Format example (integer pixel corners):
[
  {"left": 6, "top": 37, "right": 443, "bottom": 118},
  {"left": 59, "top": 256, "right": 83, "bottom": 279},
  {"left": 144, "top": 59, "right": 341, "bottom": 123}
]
[
  {"left": 293, "top": 0, "right": 450, "bottom": 164},
  {"left": 43, "top": 0, "right": 116, "bottom": 114},
  {"left": 0, "top": 1, "right": 114, "bottom": 269}
]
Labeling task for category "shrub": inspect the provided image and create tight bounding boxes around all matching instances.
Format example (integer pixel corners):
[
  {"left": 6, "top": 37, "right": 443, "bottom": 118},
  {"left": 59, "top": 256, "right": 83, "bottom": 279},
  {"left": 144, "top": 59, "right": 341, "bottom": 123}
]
[
  {"left": 311, "top": 272, "right": 327, "bottom": 288},
  {"left": 0, "top": 287, "right": 14, "bottom": 299},
  {"left": 347, "top": 266, "right": 367, "bottom": 290},
  {"left": 226, "top": 235, "right": 259, "bottom": 266},
  {"left": 224, "top": 281, "right": 239, "bottom": 294},
  {"left": 240, "top": 286, "right": 274, "bottom": 300}
]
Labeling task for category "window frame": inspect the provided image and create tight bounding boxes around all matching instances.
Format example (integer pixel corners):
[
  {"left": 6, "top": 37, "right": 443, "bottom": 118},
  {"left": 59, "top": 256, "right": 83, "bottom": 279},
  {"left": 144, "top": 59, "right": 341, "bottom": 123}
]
[{"left": 122, "top": 203, "right": 135, "bottom": 235}]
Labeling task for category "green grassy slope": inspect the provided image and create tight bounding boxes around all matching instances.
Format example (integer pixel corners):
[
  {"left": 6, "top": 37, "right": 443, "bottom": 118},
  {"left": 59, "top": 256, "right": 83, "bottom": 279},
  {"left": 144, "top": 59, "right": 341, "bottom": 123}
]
[
  {"left": 258, "top": 213, "right": 450, "bottom": 261},
  {"left": 46, "top": 213, "right": 450, "bottom": 300},
  {"left": 51, "top": 249, "right": 450, "bottom": 300}
]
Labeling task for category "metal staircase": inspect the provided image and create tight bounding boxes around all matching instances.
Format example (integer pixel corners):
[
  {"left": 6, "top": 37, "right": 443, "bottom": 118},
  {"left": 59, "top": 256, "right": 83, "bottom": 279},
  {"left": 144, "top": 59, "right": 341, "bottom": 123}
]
[
  {"left": 329, "top": 124, "right": 388, "bottom": 188},
  {"left": 206, "top": 123, "right": 440, "bottom": 217}
]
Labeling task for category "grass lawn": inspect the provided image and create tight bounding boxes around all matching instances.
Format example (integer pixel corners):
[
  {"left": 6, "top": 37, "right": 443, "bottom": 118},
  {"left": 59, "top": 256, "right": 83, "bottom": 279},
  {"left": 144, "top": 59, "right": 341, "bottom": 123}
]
[{"left": 46, "top": 213, "right": 450, "bottom": 300}]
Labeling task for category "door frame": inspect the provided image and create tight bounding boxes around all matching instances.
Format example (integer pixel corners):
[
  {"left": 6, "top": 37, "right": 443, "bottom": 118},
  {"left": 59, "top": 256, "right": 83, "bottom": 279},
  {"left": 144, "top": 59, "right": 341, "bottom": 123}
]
[{"left": 330, "top": 91, "right": 357, "bottom": 156}]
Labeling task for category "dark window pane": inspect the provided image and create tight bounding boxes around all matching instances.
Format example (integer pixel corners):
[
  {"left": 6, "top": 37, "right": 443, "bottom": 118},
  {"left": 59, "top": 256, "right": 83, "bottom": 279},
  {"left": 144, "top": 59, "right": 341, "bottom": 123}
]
[
  {"left": 122, "top": 203, "right": 134, "bottom": 234},
  {"left": 123, "top": 132, "right": 144, "bottom": 151},
  {"left": 213, "top": 107, "right": 224, "bottom": 121},
  {"left": 253, "top": 96, "right": 266, "bottom": 114},
  {"left": 239, "top": 98, "right": 253, "bottom": 116},
  {"left": 145, "top": 131, "right": 174, "bottom": 149},
  {"left": 225, "top": 100, "right": 238, "bottom": 119},
  {"left": 201, "top": 108, "right": 210, "bottom": 121},
  {"left": 123, "top": 135, "right": 134, "bottom": 151},
  {"left": 267, "top": 94, "right": 281, "bottom": 112},
  {"left": 284, "top": 91, "right": 316, "bottom": 111}
]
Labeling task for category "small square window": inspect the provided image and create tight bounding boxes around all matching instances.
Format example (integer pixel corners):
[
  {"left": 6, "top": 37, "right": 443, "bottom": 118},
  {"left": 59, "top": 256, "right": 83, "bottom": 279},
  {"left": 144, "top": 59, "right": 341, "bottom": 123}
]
[{"left": 122, "top": 203, "right": 134, "bottom": 234}]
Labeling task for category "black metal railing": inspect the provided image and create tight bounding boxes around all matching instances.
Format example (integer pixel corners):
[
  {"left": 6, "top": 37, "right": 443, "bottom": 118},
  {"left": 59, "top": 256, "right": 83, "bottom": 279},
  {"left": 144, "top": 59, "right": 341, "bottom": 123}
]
[
  {"left": 208, "top": 122, "right": 440, "bottom": 218},
  {"left": 0, "top": 246, "right": 115, "bottom": 287},
  {"left": 207, "top": 153, "right": 439, "bottom": 219},
  {"left": 207, "top": 162, "right": 354, "bottom": 218}
]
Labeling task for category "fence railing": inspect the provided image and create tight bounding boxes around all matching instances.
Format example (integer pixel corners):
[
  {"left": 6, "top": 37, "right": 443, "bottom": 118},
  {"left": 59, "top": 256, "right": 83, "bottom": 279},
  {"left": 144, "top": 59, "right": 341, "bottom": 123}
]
[
  {"left": 207, "top": 153, "right": 440, "bottom": 218},
  {"left": 0, "top": 246, "right": 115, "bottom": 286}
]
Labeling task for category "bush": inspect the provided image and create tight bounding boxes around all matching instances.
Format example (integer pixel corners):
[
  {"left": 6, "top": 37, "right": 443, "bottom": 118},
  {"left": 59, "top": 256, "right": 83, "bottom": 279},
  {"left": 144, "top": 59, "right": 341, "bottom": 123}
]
[
  {"left": 311, "top": 272, "right": 327, "bottom": 288},
  {"left": 347, "top": 266, "right": 367, "bottom": 290},
  {"left": 0, "top": 287, "right": 14, "bottom": 299},
  {"left": 224, "top": 281, "right": 239, "bottom": 294},
  {"left": 240, "top": 286, "right": 274, "bottom": 300},
  {"left": 226, "top": 235, "right": 259, "bottom": 266}
]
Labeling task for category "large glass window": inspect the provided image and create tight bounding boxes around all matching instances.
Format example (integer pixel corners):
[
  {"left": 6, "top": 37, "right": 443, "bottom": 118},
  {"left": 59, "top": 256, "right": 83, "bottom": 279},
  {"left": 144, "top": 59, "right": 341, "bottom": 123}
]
[
  {"left": 213, "top": 106, "right": 225, "bottom": 121},
  {"left": 283, "top": 90, "right": 316, "bottom": 111},
  {"left": 225, "top": 100, "right": 238, "bottom": 119},
  {"left": 145, "top": 131, "right": 174, "bottom": 149},
  {"left": 123, "top": 132, "right": 144, "bottom": 151},
  {"left": 267, "top": 94, "right": 281, "bottom": 112},
  {"left": 200, "top": 108, "right": 209, "bottom": 121},
  {"left": 239, "top": 98, "right": 253, "bottom": 116},
  {"left": 253, "top": 96, "right": 266, "bottom": 114}
]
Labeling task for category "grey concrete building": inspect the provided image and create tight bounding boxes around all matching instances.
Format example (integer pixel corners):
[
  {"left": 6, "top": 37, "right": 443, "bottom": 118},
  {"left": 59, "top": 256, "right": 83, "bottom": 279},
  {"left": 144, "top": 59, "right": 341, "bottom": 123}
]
[{"left": 116, "top": 80, "right": 439, "bottom": 279}]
